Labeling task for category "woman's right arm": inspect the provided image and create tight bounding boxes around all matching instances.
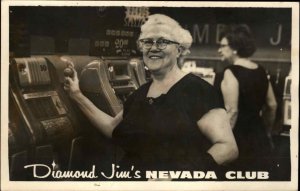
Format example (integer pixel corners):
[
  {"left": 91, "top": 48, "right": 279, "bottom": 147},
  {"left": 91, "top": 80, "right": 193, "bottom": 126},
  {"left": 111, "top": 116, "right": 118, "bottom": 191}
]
[{"left": 64, "top": 66, "right": 123, "bottom": 138}]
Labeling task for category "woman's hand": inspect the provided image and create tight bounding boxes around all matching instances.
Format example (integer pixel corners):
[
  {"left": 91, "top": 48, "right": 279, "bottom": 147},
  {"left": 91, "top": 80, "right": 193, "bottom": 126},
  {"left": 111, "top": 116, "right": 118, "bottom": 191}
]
[{"left": 63, "top": 62, "right": 82, "bottom": 100}]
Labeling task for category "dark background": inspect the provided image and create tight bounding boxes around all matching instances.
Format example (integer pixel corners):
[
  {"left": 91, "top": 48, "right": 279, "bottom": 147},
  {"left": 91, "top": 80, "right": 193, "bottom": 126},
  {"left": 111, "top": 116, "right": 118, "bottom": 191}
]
[{"left": 9, "top": 6, "right": 291, "bottom": 58}]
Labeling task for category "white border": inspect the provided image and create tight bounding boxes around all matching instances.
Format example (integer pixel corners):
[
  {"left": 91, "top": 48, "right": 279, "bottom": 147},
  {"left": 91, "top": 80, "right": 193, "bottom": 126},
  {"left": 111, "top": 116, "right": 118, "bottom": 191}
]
[{"left": 1, "top": 1, "right": 299, "bottom": 191}]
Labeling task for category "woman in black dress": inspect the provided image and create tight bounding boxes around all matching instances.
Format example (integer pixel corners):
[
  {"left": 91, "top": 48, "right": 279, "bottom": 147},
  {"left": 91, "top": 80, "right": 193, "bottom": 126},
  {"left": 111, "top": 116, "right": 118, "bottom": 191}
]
[
  {"left": 64, "top": 14, "right": 238, "bottom": 180},
  {"left": 215, "top": 25, "right": 277, "bottom": 171}
]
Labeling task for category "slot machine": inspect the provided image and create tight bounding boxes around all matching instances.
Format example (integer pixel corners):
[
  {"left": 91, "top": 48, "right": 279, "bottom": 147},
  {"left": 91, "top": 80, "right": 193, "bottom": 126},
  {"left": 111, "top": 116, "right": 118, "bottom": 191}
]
[
  {"left": 9, "top": 55, "right": 147, "bottom": 180},
  {"left": 181, "top": 61, "right": 216, "bottom": 85},
  {"left": 270, "top": 72, "right": 292, "bottom": 180},
  {"left": 68, "top": 57, "right": 146, "bottom": 172},
  {"left": 9, "top": 57, "right": 82, "bottom": 179},
  {"left": 281, "top": 74, "right": 291, "bottom": 136},
  {"left": 79, "top": 57, "right": 145, "bottom": 116},
  {"left": 128, "top": 57, "right": 147, "bottom": 86}
]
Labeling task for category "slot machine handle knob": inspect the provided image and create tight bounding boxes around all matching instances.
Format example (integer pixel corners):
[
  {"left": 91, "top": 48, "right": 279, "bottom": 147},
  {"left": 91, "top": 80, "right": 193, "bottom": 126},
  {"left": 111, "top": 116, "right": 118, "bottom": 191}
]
[{"left": 64, "top": 67, "right": 74, "bottom": 78}]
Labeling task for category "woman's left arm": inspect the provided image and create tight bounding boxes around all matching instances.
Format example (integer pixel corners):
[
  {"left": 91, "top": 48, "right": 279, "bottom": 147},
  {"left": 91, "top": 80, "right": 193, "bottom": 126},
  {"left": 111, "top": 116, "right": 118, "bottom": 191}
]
[
  {"left": 262, "top": 81, "right": 277, "bottom": 135},
  {"left": 262, "top": 81, "right": 277, "bottom": 150},
  {"left": 197, "top": 108, "right": 239, "bottom": 165}
]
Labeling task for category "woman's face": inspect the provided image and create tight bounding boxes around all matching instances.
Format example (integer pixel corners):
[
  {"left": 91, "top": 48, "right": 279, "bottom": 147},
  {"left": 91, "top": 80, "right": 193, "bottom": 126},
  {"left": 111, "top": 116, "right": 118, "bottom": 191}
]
[
  {"left": 218, "top": 37, "right": 235, "bottom": 62},
  {"left": 140, "top": 32, "right": 180, "bottom": 74}
]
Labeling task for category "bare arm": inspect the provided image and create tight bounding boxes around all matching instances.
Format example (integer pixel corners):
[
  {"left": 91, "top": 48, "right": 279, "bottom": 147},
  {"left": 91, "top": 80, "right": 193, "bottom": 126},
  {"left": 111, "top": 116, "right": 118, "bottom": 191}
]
[
  {"left": 64, "top": 66, "right": 122, "bottom": 138},
  {"left": 197, "top": 108, "right": 238, "bottom": 165},
  {"left": 262, "top": 81, "right": 277, "bottom": 135},
  {"left": 221, "top": 69, "right": 239, "bottom": 129}
]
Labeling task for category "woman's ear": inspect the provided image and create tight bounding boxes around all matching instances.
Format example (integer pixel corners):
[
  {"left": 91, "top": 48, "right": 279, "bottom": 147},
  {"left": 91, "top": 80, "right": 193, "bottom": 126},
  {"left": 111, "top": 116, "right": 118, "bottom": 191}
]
[{"left": 177, "top": 46, "right": 183, "bottom": 57}]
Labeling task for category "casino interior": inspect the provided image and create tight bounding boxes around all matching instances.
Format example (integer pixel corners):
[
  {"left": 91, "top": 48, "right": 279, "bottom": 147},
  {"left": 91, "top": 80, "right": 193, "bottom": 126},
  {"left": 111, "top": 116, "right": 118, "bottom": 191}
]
[{"left": 7, "top": 6, "right": 292, "bottom": 180}]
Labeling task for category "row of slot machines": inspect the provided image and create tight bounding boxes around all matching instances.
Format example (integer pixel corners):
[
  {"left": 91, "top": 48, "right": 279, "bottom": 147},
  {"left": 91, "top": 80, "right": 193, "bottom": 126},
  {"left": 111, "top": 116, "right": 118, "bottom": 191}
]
[
  {"left": 8, "top": 55, "right": 147, "bottom": 180},
  {"left": 7, "top": 55, "right": 292, "bottom": 180}
]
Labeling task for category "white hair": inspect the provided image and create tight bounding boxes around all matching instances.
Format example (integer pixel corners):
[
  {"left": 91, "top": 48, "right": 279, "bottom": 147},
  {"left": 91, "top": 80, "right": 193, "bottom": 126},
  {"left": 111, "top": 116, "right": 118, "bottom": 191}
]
[{"left": 139, "top": 14, "right": 193, "bottom": 56}]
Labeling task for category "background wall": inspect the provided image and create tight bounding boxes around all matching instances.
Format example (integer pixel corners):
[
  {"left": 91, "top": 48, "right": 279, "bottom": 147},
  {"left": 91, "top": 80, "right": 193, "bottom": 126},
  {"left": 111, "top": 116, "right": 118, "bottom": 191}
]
[{"left": 10, "top": 7, "right": 291, "bottom": 59}]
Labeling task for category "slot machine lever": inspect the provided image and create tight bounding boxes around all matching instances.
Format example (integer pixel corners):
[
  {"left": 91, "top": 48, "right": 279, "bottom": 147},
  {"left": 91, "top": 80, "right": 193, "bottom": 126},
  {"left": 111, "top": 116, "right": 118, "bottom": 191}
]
[
  {"left": 61, "top": 56, "right": 75, "bottom": 78},
  {"left": 64, "top": 67, "right": 74, "bottom": 78}
]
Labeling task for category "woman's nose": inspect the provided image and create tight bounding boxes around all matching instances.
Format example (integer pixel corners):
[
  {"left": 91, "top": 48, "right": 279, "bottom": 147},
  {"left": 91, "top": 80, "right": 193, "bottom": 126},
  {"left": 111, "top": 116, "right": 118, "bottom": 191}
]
[{"left": 149, "top": 43, "right": 160, "bottom": 51}]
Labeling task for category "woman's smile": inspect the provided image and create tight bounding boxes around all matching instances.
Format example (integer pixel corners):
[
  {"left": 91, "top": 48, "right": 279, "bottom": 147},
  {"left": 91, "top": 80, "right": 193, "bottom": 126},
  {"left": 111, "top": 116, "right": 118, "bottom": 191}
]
[
  {"left": 148, "top": 55, "right": 163, "bottom": 59},
  {"left": 148, "top": 52, "right": 165, "bottom": 61}
]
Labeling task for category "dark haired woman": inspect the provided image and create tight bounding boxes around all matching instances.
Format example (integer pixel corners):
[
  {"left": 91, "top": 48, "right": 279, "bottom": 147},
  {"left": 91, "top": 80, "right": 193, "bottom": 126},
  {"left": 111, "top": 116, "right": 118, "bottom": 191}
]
[{"left": 215, "top": 25, "right": 277, "bottom": 171}]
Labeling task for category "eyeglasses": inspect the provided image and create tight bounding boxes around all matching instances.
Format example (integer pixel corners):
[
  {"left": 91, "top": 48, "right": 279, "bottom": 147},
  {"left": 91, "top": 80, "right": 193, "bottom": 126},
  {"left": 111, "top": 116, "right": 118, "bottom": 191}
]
[
  {"left": 138, "top": 38, "right": 179, "bottom": 50},
  {"left": 219, "top": 44, "right": 229, "bottom": 48}
]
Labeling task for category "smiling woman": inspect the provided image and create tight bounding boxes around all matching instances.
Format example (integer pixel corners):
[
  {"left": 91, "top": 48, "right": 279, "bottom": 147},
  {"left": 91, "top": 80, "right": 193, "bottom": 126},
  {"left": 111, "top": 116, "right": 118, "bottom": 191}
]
[
  {"left": 136, "top": 14, "right": 192, "bottom": 77},
  {"left": 64, "top": 14, "right": 238, "bottom": 180}
]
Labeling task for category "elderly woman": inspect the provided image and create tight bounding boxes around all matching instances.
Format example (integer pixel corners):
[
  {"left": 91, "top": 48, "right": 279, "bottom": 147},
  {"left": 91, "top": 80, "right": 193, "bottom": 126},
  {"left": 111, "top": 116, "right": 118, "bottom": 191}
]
[
  {"left": 64, "top": 14, "right": 238, "bottom": 178},
  {"left": 215, "top": 25, "right": 277, "bottom": 171}
]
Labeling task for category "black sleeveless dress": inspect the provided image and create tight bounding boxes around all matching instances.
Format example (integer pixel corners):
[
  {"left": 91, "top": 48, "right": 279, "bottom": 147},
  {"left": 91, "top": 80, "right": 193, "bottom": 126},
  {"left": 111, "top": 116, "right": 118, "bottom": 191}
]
[
  {"left": 215, "top": 64, "right": 272, "bottom": 171},
  {"left": 112, "top": 73, "right": 225, "bottom": 178}
]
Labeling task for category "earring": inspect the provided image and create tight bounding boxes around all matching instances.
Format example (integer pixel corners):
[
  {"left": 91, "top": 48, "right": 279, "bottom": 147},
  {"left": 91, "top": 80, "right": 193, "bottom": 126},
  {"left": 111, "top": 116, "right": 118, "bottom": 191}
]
[{"left": 233, "top": 50, "right": 237, "bottom": 54}]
